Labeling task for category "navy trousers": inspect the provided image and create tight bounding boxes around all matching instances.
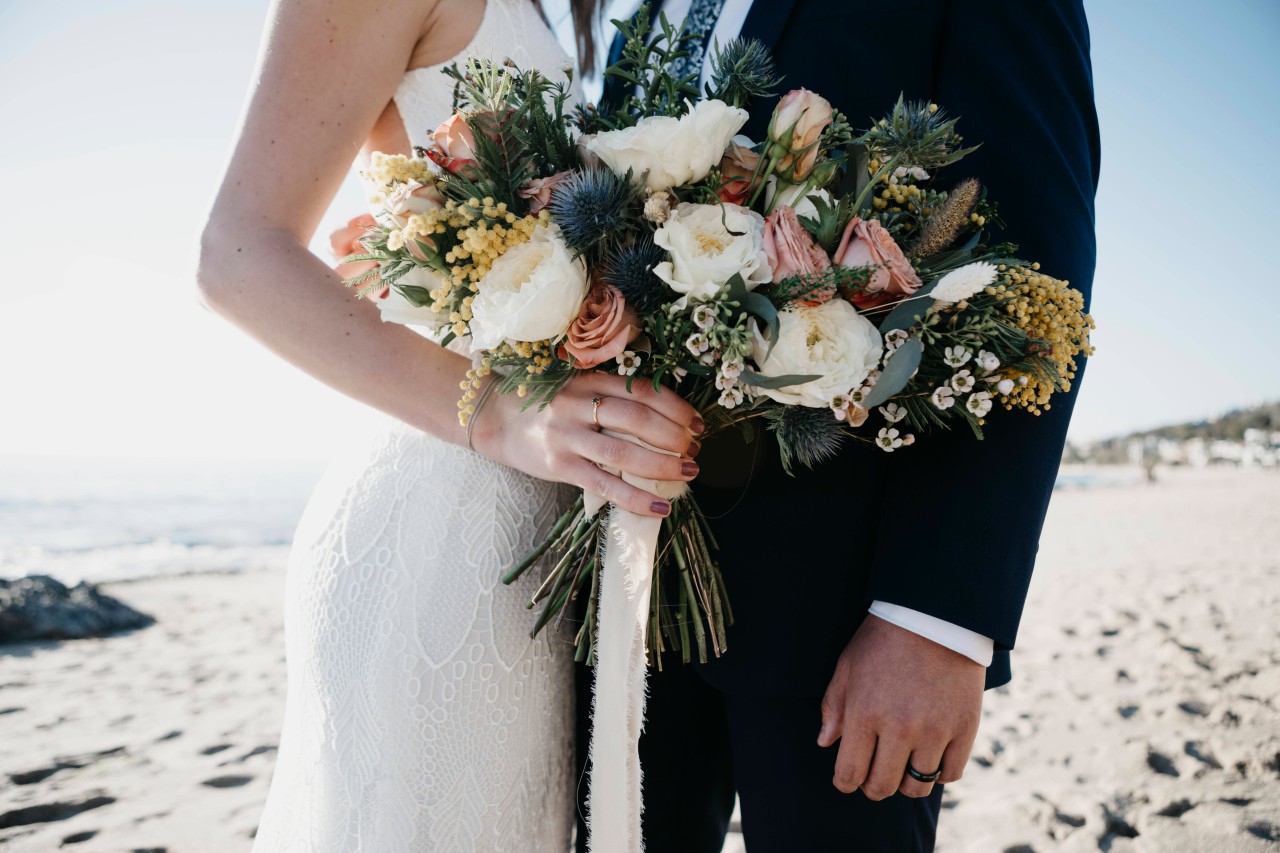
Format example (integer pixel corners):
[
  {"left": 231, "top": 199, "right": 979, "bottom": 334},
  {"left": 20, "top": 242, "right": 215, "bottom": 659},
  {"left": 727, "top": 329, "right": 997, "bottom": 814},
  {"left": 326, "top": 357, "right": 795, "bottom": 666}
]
[{"left": 574, "top": 661, "right": 944, "bottom": 853}]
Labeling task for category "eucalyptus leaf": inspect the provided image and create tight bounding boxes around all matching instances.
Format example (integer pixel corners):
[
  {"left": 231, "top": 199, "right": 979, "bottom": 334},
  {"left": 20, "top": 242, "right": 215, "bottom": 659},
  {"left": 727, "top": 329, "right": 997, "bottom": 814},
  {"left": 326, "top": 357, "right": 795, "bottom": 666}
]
[
  {"left": 852, "top": 143, "right": 870, "bottom": 209},
  {"left": 723, "top": 273, "right": 748, "bottom": 306},
  {"left": 737, "top": 369, "right": 820, "bottom": 390},
  {"left": 743, "top": 292, "right": 779, "bottom": 360},
  {"left": 877, "top": 279, "right": 940, "bottom": 334},
  {"left": 862, "top": 336, "right": 923, "bottom": 409}
]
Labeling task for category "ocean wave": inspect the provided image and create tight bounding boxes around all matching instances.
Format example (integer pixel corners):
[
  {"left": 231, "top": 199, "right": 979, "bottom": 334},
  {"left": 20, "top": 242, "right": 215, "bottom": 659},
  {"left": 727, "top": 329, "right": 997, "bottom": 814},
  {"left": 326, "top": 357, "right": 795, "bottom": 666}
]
[{"left": 0, "top": 539, "right": 291, "bottom": 585}]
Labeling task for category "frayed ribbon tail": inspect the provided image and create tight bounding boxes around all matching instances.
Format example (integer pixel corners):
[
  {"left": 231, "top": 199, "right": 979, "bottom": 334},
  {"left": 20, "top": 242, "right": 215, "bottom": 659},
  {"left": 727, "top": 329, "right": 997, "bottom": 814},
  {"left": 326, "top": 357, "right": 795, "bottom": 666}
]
[{"left": 584, "top": 433, "right": 688, "bottom": 853}]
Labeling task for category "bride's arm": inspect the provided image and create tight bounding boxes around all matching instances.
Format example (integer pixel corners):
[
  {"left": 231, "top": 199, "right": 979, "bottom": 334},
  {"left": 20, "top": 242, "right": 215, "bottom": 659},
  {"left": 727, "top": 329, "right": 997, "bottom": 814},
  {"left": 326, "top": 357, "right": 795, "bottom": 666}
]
[{"left": 197, "top": 0, "right": 699, "bottom": 517}]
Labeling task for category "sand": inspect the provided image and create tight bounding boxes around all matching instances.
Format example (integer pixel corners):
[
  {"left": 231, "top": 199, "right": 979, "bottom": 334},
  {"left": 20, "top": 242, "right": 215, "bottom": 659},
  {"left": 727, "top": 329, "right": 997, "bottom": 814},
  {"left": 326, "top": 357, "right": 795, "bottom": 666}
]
[{"left": 1, "top": 467, "right": 1277, "bottom": 852}]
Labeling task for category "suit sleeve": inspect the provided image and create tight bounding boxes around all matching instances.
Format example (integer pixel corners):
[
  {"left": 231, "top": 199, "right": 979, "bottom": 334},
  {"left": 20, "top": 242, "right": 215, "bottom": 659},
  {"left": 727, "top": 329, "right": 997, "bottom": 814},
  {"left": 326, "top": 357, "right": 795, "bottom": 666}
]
[{"left": 864, "top": 0, "right": 1102, "bottom": 651}]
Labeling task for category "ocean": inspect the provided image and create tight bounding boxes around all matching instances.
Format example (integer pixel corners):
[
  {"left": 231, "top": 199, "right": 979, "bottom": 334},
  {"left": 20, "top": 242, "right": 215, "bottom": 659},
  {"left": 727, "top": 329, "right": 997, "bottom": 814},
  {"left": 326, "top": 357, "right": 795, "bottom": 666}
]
[
  {"left": 0, "top": 454, "right": 1133, "bottom": 586},
  {"left": 0, "top": 455, "right": 326, "bottom": 585}
]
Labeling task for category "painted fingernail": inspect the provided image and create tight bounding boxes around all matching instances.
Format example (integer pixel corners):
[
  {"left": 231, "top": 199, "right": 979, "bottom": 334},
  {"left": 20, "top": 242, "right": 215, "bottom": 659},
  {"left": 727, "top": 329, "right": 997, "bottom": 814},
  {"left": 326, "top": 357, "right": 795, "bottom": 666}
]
[
  {"left": 686, "top": 439, "right": 702, "bottom": 457},
  {"left": 681, "top": 461, "right": 699, "bottom": 477},
  {"left": 690, "top": 416, "right": 705, "bottom": 434},
  {"left": 650, "top": 500, "right": 671, "bottom": 516}
]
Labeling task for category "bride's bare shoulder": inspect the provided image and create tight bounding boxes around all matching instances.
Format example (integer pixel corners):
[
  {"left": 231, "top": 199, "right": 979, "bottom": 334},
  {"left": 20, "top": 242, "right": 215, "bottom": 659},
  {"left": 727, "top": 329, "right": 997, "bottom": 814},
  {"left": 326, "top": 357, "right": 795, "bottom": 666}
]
[{"left": 409, "top": 0, "right": 489, "bottom": 71}]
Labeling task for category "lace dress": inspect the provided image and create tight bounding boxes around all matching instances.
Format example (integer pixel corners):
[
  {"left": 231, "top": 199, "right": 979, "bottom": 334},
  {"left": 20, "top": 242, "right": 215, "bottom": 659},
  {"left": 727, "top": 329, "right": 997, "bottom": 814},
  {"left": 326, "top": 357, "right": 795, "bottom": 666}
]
[{"left": 252, "top": 3, "right": 580, "bottom": 849}]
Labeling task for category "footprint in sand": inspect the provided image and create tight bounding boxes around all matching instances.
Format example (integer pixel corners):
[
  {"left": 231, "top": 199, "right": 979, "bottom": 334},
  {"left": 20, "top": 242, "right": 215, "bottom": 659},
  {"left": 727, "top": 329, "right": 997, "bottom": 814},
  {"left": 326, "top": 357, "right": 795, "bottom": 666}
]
[
  {"left": 1155, "top": 798, "right": 1195, "bottom": 818},
  {"left": 0, "top": 794, "right": 116, "bottom": 829},
  {"left": 202, "top": 775, "right": 254, "bottom": 788},
  {"left": 61, "top": 829, "right": 99, "bottom": 845},
  {"left": 1183, "top": 740, "right": 1222, "bottom": 769},
  {"left": 1146, "top": 748, "right": 1180, "bottom": 777},
  {"left": 1246, "top": 821, "right": 1280, "bottom": 843}
]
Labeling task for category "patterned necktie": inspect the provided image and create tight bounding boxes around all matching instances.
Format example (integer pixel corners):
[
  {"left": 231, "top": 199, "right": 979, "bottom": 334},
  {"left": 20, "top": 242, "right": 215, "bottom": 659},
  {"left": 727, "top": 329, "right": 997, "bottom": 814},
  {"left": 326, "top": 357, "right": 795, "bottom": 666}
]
[
  {"left": 667, "top": 0, "right": 730, "bottom": 86},
  {"left": 601, "top": 0, "right": 729, "bottom": 110}
]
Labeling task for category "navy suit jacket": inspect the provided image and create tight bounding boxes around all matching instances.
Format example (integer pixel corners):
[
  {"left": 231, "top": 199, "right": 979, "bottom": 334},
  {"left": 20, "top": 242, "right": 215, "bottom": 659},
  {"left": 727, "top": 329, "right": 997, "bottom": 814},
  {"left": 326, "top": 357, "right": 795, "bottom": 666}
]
[{"left": 610, "top": 0, "right": 1100, "bottom": 694}]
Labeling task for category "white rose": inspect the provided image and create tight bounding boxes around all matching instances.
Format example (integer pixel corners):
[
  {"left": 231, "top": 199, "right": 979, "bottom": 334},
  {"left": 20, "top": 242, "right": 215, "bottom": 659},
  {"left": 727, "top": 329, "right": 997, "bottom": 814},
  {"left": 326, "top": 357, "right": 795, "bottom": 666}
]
[
  {"left": 751, "top": 298, "right": 883, "bottom": 408},
  {"left": 587, "top": 99, "right": 748, "bottom": 192},
  {"left": 652, "top": 202, "right": 770, "bottom": 311},
  {"left": 469, "top": 224, "right": 588, "bottom": 352},
  {"left": 377, "top": 265, "right": 449, "bottom": 330},
  {"left": 765, "top": 179, "right": 832, "bottom": 220}
]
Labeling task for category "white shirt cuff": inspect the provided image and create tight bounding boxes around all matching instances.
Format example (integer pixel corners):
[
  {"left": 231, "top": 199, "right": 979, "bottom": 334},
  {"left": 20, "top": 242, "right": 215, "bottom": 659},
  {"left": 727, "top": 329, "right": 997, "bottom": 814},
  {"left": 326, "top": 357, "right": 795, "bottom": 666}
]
[{"left": 868, "top": 601, "right": 995, "bottom": 667}]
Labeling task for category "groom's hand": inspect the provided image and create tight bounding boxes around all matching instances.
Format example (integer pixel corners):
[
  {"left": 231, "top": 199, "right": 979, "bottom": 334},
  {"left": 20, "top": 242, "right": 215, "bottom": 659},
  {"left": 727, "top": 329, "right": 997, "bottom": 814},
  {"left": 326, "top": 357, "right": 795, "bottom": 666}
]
[{"left": 818, "top": 615, "right": 984, "bottom": 800}]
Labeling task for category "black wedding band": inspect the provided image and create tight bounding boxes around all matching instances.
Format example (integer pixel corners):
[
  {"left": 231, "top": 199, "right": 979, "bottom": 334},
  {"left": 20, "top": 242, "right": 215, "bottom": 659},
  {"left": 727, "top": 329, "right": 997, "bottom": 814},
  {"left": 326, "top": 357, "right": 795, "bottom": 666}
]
[{"left": 906, "top": 764, "right": 942, "bottom": 784}]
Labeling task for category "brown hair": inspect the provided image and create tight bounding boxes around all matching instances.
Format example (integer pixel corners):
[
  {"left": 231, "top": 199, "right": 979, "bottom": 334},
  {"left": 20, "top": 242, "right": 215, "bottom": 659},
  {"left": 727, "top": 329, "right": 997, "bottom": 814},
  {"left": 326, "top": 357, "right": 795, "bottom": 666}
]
[{"left": 568, "top": 0, "right": 610, "bottom": 75}]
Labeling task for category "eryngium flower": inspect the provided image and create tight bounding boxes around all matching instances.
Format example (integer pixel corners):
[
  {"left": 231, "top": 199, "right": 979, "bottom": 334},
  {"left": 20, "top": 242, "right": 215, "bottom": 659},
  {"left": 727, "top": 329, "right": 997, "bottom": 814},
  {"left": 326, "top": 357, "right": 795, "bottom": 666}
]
[
  {"left": 859, "top": 96, "right": 977, "bottom": 171},
  {"left": 547, "top": 168, "right": 637, "bottom": 253},
  {"left": 708, "top": 38, "right": 782, "bottom": 107},
  {"left": 598, "top": 237, "right": 668, "bottom": 315},
  {"left": 764, "top": 405, "right": 847, "bottom": 475}
]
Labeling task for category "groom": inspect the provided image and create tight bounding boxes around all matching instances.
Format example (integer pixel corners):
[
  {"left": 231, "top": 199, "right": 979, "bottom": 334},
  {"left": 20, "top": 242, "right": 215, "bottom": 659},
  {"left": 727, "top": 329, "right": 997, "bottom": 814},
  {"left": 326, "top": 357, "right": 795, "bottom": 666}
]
[{"left": 577, "top": 1, "right": 1100, "bottom": 850}]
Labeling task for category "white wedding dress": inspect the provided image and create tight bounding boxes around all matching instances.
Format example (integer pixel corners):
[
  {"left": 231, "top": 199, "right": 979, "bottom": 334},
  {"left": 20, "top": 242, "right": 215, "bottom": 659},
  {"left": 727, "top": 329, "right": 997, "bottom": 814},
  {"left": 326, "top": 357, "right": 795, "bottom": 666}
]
[{"left": 253, "top": 4, "right": 580, "bottom": 850}]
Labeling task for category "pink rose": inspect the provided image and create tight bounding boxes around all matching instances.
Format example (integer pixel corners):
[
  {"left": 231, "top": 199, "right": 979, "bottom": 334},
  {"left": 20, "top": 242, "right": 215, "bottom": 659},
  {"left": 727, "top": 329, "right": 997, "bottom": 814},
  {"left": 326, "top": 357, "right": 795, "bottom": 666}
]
[
  {"left": 763, "top": 205, "right": 830, "bottom": 285},
  {"left": 833, "top": 216, "right": 923, "bottom": 309},
  {"left": 766, "top": 88, "right": 834, "bottom": 182},
  {"left": 517, "top": 170, "right": 573, "bottom": 215},
  {"left": 561, "top": 282, "right": 641, "bottom": 369},
  {"left": 718, "top": 141, "right": 761, "bottom": 205},
  {"left": 427, "top": 113, "right": 479, "bottom": 176},
  {"left": 329, "top": 213, "right": 386, "bottom": 299}
]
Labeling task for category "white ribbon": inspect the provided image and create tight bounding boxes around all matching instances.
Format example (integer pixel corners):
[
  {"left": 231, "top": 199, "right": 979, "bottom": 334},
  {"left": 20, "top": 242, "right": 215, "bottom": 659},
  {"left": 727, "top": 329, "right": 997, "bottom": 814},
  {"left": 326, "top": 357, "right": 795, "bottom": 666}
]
[{"left": 584, "top": 432, "right": 688, "bottom": 853}]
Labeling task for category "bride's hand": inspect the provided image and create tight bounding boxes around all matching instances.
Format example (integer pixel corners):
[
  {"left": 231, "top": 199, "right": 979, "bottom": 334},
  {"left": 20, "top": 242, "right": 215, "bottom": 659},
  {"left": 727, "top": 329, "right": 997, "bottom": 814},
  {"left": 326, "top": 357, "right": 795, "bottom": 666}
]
[{"left": 472, "top": 373, "right": 703, "bottom": 518}]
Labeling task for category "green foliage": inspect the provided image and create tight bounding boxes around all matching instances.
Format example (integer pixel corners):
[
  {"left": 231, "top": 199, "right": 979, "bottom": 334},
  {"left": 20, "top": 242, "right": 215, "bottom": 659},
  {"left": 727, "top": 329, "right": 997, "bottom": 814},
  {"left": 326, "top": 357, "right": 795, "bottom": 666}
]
[
  {"left": 439, "top": 58, "right": 581, "bottom": 209},
  {"left": 579, "top": 5, "right": 704, "bottom": 132}
]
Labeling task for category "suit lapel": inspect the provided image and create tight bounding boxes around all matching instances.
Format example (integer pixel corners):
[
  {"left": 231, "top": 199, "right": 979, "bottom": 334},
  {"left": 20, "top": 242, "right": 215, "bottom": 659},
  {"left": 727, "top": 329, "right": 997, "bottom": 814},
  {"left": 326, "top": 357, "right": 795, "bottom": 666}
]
[{"left": 738, "top": 0, "right": 797, "bottom": 54}]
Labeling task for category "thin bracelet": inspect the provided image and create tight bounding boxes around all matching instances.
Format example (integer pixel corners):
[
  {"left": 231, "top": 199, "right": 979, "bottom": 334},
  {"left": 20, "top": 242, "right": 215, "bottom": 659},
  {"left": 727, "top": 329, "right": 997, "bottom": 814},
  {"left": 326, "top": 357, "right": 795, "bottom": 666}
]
[{"left": 465, "top": 375, "right": 500, "bottom": 453}]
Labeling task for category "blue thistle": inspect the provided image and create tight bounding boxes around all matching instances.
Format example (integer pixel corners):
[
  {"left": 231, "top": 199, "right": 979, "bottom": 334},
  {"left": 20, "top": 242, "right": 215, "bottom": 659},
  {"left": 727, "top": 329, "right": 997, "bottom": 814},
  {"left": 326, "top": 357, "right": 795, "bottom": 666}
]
[
  {"left": 599, "top": 237, "right": 668, "bottom": 315},
  {"left": 764, "top": 406, "right": 846, "bottom": 476},
  {"left": 547, "top": 169, "right": 638, "bottom": 254},
  {"left": 707, "top": 38, "right": 782, "bottom": 108}
]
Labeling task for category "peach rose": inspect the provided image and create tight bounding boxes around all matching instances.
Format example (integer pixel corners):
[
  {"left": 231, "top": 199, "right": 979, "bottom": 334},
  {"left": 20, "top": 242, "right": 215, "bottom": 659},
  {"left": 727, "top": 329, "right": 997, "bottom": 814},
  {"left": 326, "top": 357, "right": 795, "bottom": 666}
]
[
  {"left": 561, "top": 282, "right": 641, "bottom": 369},
  {"left": 427, "top": 113, "right": 479, "bottom": 175},
  {"left": 329, "top": 213, "right": 386, "bottom": 299},
  {"left": 766, "top": 88, "right": 833, "bottom": 182},
  {"left": 834, "top": 216, "right": 923, "bottom": 309},
  {"left": 763, "top": 205, "right": 830, "bottom": 285},
  {"left": 718, "top": 141, "right": 761, "bottom": 205},
  {"left": 517, "top": 170, "right": 573, "bottom": 215}
]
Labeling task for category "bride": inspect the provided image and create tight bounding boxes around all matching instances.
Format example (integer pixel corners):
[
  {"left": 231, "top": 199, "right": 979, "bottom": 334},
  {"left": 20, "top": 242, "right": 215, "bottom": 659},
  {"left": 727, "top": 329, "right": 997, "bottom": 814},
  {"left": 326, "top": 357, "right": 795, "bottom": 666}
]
[{"left": 197, "top": 0, "right": 703, "bottom": 848}]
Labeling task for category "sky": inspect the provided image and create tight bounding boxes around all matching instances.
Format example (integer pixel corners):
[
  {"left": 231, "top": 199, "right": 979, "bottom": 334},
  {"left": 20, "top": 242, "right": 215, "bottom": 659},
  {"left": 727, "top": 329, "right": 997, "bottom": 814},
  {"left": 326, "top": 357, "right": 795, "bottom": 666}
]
[{"left": 0, "top": 0, "right": 1277, "bottom": 461}]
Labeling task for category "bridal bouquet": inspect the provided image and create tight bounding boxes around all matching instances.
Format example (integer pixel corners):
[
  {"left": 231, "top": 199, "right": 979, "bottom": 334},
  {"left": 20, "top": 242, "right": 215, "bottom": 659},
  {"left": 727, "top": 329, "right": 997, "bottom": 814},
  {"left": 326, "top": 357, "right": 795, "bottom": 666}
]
[{"left": 342, "top": 12, "right": 1094, "bottom": 670}]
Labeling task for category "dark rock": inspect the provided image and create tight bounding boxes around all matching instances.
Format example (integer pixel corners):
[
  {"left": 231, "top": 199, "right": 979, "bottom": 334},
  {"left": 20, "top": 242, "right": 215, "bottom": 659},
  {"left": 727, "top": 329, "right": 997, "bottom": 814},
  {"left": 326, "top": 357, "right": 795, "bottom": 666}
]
[{"left": 0, "top": 576, "right": 154, "bottom": 644}]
